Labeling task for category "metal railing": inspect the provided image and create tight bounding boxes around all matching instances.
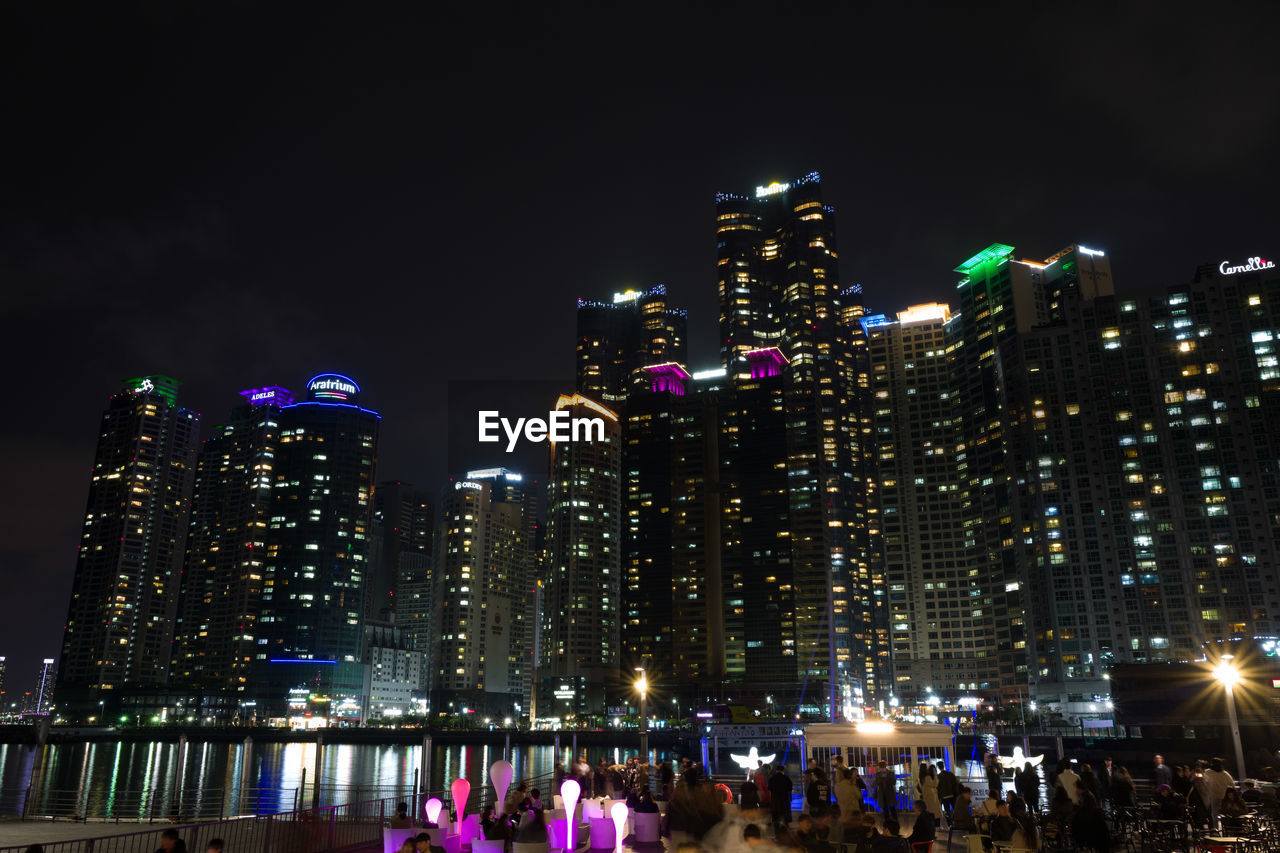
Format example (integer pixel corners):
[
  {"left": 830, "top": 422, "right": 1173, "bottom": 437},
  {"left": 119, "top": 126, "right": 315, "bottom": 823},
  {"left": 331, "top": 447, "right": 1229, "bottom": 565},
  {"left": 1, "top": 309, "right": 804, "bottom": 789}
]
[
  {"left": 7, "top": 786, "right": 301, "bottom": 823},
  {"left": 0, "top": 795, "right": 394, "bottom": 853}
]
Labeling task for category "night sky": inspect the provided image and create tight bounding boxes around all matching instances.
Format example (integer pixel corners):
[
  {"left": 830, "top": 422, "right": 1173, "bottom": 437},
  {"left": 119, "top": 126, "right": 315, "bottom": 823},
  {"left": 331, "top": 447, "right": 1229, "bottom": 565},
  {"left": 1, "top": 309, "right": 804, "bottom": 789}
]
[{"left": 3, "top": 4, "right": 1278, "bottom": 688}]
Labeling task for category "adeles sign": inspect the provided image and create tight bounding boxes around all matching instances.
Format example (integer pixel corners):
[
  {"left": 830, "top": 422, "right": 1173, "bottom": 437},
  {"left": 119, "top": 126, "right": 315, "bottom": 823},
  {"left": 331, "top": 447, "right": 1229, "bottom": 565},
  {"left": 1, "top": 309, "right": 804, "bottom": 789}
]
[{"left": 1220, "top": 256, "right": 1275, "bottom": 275}]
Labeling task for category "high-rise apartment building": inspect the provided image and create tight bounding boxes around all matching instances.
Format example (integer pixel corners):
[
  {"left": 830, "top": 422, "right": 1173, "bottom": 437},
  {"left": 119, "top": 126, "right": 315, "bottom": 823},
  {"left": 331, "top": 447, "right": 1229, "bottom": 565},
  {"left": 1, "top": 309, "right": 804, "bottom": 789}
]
[
  {"left": 539, "top": 394, "right": 623, "bottom": 717},
  {"left": 255, "top": 374, "right": 379, "bottom": 719},
  {"left": 948, "top": 244, "right": 1114, "bottom": 703},
  {"left": 866, "top": 304, "right": 970, "bottom": 704},
  {"left": 1007, "top": 256, "right": 1280, "bottom": 711},
  {"left": 623, "top": 365, "right": 724, "bottom": 708},
  {"left": 173, "top": 385, "right": 293, "bottom": 707},
  {"left": 432, "top": 468, "right": 536, "bottom": 716},
  {"left": 369, "top": 481, "right": 433, "bottom": 629},
  {"left": 576, "top": 285, "right": 687, "bottom": 405},
  {"left": 57, "top": 375, "right": 200, "bottom": 718}
]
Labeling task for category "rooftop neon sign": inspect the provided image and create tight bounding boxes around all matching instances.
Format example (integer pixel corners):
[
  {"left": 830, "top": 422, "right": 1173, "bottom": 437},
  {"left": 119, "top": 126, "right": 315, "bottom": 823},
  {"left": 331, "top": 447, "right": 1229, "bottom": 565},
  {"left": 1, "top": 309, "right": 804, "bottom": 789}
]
[
  {"left": 306, "top": 373, "right": 359, "bottom": 402},
  {"left": 239, "top": 386, "right": 295, "bottom": 407},
  {"left": 954, "top": 244, "right": 1015, "bottom": 275},
  {"left": 755, "top": 181, "right": 790, "bottom": 197},
  {"left": 1220, "top": 256, "right": 1275, "bottom": 275}
]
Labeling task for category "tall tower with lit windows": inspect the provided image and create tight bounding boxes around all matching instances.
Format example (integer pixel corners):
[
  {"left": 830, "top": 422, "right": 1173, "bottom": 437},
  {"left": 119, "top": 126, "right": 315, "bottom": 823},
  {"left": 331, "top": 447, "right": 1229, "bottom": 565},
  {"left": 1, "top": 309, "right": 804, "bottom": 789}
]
[
  {"left": 56, "top": 375, "right": 201, "bottom": 719},
  {"left": 172, "top": 385, "right": 293, "bottom": 712},
  {"left": 713, "top": 173, "right": 880, "bottom": 715},
  {"left": 254, "top": 374, "right": 380, "bottom": 720},
  {"left": 431, "top": 468, "right": 536, "bottom": 716},
  {"left": 538, "top": 394, "right": 623, "bottom": 717},
  {"left": 576, "top": 284, "right": 687, "bottom": 405}
]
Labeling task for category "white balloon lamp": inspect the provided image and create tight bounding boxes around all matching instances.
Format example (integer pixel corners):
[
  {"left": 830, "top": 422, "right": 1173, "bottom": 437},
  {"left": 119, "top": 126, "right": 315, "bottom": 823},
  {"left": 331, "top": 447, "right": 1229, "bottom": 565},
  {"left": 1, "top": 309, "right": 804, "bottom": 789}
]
[{"left": 560, "top": 778, "right": 581, "bottom": 851}]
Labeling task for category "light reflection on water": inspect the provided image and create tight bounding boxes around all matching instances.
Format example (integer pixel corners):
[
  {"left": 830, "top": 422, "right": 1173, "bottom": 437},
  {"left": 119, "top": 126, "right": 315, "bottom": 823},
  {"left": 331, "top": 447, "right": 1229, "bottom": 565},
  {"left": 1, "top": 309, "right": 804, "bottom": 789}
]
[{"left": 0, "top": 741, "right": 678, "bottom": 818}]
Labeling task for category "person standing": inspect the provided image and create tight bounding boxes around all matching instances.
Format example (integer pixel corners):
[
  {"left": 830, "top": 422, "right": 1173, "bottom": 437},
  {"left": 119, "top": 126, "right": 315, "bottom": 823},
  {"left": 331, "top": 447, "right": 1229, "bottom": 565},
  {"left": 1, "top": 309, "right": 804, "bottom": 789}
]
[
  {"left": 1203, "top": 756, "right": 1235, "bottom": 829},
  {"left": 937, "top": 764, "right": 958, "bottom": 825},
  {"left": 835, "top": 767, "right": 862, "bottom": 818},
  {"left": 1098, "top": 757, "right": 1115, "bottom": 809},
  {"left": 1056, "top": 762, "right": 1080, "bottom": 805},
  {"left": 874, "top": 760, "right": 897, "bottom": 819},
  {"left": 768, "top": 765, "right": 794, "bottom": 832},
  {"left": 919, "top": 763, "right": 942, "bottom": 821},
  {"left": 1111, "top": 766, "right": 1135, "bottom": 809},
  {"left": 1015, "top": 762, "right": 1039, "bottom": 812},
  {"left": 755, "top": 762, "right": 772, "bottom": 808},
  {"left": 806, "top": 767, "right": 833, "bottom": 817},
  {"left": 985, "top": 754, "right": 1003, "bottom": 801},
  {"left": 1153, "top": 754, "right": 1173, "bottom": 789}
]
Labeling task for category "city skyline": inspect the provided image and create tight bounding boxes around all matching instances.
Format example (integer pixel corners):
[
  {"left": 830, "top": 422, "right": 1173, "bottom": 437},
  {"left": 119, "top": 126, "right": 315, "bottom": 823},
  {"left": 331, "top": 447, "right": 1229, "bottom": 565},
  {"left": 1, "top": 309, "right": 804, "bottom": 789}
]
[
  {"left": 4, "top": 4, "right": 1280, "bottom": 686},
  {"left": 37, "top": 231, "right": 1280, "bottom": 724}
]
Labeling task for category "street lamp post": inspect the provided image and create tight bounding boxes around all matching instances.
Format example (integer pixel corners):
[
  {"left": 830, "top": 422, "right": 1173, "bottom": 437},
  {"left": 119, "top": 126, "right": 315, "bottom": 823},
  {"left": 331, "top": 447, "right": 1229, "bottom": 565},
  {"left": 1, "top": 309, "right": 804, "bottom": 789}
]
[
  {"left": 635, "top": 667, "right": 648, "bottom": 764},
  {"left": 1213, "top": 657, "right": 1247, "bottom": 782}
]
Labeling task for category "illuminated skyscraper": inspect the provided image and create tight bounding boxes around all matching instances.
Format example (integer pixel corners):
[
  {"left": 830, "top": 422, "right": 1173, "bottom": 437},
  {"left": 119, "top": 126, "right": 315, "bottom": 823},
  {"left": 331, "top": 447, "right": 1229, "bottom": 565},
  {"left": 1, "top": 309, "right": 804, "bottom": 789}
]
[
  {"left": 538, "top": 394, "right": 623, "bottom": 717},
  {"left": 173, "top": 385, "right": 293, "bottom": 708},
  {"left": 948, "top": 244, "right": 1115, "bottom": 702},
  {"left": 1005, "top": 253, "right": 1280, "bottom": 715},
  {"left": 57, "top": 375, "right": 200, "bottom": 719},
  {"left": 35, "top": 658, "right": 56, "bottom": 714},
  {"left": 431, "top": 468, "right": 536, "bottom": 716},
  {"left": 713, "top": 173, "right": 880, "bottom": 714},
  {"left": 866, "top": 304, "right": 969, "bottom": 705},
  {"left": 576, "top": 285, "right": 687, "bottom": 405},
  {"left": 255, "top": 374, "right": 379, "bottom": 720}
]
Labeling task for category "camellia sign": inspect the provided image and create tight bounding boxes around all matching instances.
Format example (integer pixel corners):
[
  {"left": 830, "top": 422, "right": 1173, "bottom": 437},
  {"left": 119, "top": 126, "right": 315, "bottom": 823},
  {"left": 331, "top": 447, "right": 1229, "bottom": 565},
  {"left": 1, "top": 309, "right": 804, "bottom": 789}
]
[{"left": 1220, "top": 256, "right": 1275, "bottom": 275}]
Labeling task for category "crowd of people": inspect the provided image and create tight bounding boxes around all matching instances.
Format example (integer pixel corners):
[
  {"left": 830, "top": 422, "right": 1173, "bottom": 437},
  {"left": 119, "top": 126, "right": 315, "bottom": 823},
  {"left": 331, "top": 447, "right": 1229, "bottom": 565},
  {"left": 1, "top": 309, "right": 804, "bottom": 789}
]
[{"left": 378, "top": 745, "right": 1280, "bottom": 853}]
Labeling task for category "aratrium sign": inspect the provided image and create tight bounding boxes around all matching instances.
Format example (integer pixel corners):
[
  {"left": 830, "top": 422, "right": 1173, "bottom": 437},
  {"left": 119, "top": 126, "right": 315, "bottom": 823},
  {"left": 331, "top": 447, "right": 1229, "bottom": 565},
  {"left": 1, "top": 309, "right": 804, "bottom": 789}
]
[
  {"left": 1220, "top": 256, "right": 1275, "bottom": 275},
  {"left": 755, "top": 181, "right": 790, "bottom": 198},
  {"left": 307, "top": 373, "right": 359, "bottom": 402}
]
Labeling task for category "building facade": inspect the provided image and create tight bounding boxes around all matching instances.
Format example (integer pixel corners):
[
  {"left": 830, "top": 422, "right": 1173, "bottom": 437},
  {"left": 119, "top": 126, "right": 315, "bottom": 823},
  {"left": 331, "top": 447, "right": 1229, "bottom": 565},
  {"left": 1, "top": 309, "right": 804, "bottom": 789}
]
[
  {"left": 713, "top": 172, "right": 881, "bottom": 714},
  {"left": 363, "top": 620, "right": 429, "bottom": 720},
  {"left": 57, "top": 375, "right": 200, "bottom": 718},
  {"left": 369, "top": 481, "right": 433, "bottom": 633},
  {"left": 576, "top": 285, "right": 687, "bottom": 406},
  {"left": 538, "top": 394, "right": 623, "bottom": 718},
  {"left": 172, "top": 385, "right": 293, "bottom": 711},
  {"left": 431, "top": 468, "right": 536, "bottom": 717},
  {"left": 866, "top": 304, "right": 971, "bottom": 706},
  {"left": 1009, "top": 257, "right": 1280, "bottom": 712},
  {"left": 254, "top": 374, "right": 379, "bottom": 720}
]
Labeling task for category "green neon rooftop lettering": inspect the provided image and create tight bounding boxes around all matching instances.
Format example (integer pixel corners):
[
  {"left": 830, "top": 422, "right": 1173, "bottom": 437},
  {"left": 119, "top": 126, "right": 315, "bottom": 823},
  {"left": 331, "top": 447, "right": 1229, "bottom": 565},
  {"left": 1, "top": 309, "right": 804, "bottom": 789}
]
[{"left": 954, "top": 244, "right": 1016, "bottom": 275}]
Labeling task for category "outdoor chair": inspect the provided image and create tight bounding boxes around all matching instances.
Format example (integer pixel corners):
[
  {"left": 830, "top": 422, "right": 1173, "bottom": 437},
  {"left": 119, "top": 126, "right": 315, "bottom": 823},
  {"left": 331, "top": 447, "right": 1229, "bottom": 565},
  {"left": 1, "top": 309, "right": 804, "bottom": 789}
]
[
  {"left": 631, "top": 811, "right": 661, "bottom": 844},
  {"left": 588, "top": 816, "right": 616, "bottom": 849},
  {"left": 383, "top": 828, "right": 419, "bottom": 853}
]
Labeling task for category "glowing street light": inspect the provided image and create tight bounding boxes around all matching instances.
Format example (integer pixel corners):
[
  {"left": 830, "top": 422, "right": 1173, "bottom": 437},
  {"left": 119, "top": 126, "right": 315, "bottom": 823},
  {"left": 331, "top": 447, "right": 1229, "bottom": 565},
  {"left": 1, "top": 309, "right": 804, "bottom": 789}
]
[
  {"left": 635, "top": 667, "right": 648, "bottom": 763},
  {"left": 1212, "top": 656, "right": 1247, "bottom": 781}
]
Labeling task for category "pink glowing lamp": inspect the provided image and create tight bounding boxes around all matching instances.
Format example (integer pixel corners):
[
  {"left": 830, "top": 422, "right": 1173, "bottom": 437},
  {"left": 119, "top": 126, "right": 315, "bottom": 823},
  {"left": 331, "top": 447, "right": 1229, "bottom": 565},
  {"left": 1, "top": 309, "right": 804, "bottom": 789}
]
[
  {"left": 425, "top": 796, "right": 443, "bottom": 826},
  {"left": 451, "top": 778, "right": 471, "bottom": 833}
]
